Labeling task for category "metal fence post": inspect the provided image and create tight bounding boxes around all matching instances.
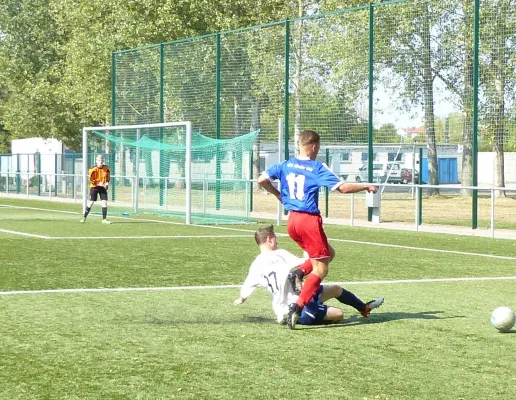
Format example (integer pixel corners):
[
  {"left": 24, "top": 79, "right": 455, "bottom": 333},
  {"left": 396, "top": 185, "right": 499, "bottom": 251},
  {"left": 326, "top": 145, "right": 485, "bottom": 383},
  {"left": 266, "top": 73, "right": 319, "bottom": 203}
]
[
  {"left": 367, "top": 3, "right": 375, "bottom": 222},
  {"left": 471, "top": 0, "right": 480, "bottom": 229}
]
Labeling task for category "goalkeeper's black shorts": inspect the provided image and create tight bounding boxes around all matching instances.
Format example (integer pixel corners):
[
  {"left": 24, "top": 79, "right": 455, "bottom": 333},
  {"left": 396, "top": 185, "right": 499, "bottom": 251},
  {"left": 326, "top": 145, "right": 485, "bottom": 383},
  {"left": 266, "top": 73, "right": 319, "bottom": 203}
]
[{"left": 90, "top": 187, "right": 108, "bottom": 201}]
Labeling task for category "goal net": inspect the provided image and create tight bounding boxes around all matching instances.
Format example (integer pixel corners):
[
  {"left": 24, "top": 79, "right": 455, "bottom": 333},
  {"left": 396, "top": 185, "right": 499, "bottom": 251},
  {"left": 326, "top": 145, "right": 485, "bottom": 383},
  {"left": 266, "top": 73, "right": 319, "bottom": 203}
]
[{"left": 82, "top": 122, "right": 260, "bottom": 224}]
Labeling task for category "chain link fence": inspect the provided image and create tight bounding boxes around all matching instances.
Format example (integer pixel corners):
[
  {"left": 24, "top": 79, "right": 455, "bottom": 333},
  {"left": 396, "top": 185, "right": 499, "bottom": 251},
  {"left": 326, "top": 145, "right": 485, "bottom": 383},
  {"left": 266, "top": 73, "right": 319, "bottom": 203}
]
[{"left": 5, "top": 1, "right": 511, "bottom": 231}]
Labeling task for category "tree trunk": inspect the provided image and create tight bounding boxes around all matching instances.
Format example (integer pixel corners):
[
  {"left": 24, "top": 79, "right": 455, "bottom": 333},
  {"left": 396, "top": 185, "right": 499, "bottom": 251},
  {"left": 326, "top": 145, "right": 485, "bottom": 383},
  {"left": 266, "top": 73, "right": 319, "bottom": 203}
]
[
  {"left": 493, "top": 44, "right": 506, "bottom": 198},
  {"left": 120, "top": 142, "right": 129, "bottom": 185},
  {"left": 251, "top": 96, "right": 262, "bottom": 192},
  {"left": 492, "top": 6, "right": 506, "bottom": 199},
  {"left": 493, "top": 127, "right": 505, "bottom": 199},
  {"left": 460, "top": 0, "right": 474, "bottom": 197},
  {"left": 175, "top": 159, "right": 185, "bottom": 189},
  {"left": 422, "top": 5, "right": 439, "bottom": 195},
  {"left": 144, "top": 150, "right": 155, "bottom": 186},
  {"left": 234, "top": 95, "right": 244, "bottom": 137},
  {"left": 233, "top": 96, "right": 243, "bottom": 181},
  {"left": 293, "top": 1, "right": 305, "bottom": 156}
]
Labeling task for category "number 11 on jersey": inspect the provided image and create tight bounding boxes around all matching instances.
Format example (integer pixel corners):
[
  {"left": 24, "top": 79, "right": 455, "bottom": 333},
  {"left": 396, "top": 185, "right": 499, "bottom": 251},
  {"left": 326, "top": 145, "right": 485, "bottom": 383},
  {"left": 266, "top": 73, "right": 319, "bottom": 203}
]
[{"left": 286, "top": 173, "right": 306, "bottom": 200}]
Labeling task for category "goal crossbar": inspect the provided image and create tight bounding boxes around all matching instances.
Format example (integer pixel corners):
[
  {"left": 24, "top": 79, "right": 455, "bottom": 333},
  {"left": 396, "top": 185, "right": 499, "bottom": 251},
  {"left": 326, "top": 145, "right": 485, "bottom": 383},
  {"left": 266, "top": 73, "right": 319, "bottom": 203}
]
[{"left": 82, "top": 121, "right": 193, "bottom": 224}]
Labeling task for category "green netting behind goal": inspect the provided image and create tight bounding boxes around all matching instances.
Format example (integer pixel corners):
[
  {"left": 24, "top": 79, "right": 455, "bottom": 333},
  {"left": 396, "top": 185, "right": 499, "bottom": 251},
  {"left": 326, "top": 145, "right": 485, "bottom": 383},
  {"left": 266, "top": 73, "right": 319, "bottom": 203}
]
[{"left": 86, "top": 125, "right": 259, "bottom": 225}]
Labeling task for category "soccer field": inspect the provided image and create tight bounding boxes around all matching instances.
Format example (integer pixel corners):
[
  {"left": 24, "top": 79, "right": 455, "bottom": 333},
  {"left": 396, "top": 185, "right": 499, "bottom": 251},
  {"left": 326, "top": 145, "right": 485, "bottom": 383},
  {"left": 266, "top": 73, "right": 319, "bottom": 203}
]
[{"left": 0, "top": 198, "right": 515, "bottom": 400}]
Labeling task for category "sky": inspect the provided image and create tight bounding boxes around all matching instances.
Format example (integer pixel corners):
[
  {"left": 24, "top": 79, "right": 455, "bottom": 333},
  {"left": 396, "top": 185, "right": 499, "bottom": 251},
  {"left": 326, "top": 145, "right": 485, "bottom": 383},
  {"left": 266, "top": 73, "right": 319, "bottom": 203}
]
[{"left": 371, "top": 70, "right": 461, "bottom": 129}]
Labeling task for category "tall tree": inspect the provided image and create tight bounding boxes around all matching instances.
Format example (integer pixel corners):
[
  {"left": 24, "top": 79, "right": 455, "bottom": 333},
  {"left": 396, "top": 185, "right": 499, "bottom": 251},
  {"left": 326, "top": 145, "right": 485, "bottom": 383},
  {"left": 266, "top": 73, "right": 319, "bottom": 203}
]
[
  {"left": 459, "top": 0, "right": 475, "bottom": 196},
  {"left": 371, "top": 0, "right": 445, "bottom": 195},
  {"left": 0, "top": 63, "right": 10, "bottom": 153},
  {"left": 421, "top": 0, "right": 439, "bottom": 194},
  {"left": 0, "top": 0, "right": 79, "bottom": 145},
  {"left": 480, "top": 0, "right": 514, "bottom": 198},
  {"left": 0, "top": 0, "right": 295, "bottom": 150}
]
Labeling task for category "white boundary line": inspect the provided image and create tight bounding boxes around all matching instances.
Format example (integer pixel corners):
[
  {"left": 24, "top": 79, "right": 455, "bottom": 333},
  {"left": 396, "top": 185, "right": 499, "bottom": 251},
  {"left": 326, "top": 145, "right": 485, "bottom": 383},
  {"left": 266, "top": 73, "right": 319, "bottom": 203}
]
[
  {"left": 0, "top": 228, "right": 51, "bottom": 239},
  {"left": 51, "top": 235, "right": 252, "bottom": 240},
  {"left": 2, "top": 204, "right": 516, "bottom": 261},
  {"left": 1, "top": 276, "right": 515, "bottom": 296},
  {"left": 0, "top": 204, "right": 256, "bottom": 231},
  {"left": 328, "top": 238, "right": 516, "bottom": 261},
  {"left": 0, "top": 204, "right": 81, "bottom": 215},
  {"left": 0, "top": 204, "right": 254, "bottom": 231},
  {"left": 0, "top": 227, "right": 251, "bottom": 241}
]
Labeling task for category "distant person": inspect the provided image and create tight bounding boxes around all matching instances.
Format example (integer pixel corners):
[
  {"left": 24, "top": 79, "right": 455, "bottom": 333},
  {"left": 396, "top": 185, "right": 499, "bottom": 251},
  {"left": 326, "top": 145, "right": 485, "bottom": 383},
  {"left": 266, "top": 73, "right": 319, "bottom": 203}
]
[
  {"left": 79, "top": 154, "right": 111, "bottom": 224},
  {"left": 233, "top": 225, "right": 384, "bottom": 325},
  {"left": 258, "top": 129, "right": 377, "bottom": 329}
]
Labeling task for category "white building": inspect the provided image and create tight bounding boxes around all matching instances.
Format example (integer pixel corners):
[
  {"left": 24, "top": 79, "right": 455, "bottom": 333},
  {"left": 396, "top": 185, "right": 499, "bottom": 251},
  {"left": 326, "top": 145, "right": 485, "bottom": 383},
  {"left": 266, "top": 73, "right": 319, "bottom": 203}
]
[{"left": 8, "top": 138, "right": 68, "bottom": 174}]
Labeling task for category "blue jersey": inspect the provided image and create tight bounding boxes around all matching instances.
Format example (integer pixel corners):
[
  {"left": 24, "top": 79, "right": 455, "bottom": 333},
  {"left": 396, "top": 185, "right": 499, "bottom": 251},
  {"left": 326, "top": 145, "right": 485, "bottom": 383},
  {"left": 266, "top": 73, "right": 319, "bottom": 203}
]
[{"left": 265, "top": 157, "right": 342, "bottom": 213}]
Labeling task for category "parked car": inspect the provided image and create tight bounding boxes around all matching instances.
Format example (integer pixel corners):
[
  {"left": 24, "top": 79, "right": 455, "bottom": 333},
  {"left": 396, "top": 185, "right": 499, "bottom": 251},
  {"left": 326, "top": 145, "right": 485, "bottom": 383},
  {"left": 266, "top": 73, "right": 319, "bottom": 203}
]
[
  {"left": 400, "top": 168, "right": 420, "bottom": 184},
  {"left": 355, "top": 162, "right": 402, "bottom": 184}
]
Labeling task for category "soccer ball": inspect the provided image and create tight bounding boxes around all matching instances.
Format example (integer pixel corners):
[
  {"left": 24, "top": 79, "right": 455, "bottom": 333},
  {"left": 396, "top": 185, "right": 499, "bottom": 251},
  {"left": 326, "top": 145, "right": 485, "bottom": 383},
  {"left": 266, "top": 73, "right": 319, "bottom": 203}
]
[{"left": 490, "top": 306, "right": 515, "bottom": 333}]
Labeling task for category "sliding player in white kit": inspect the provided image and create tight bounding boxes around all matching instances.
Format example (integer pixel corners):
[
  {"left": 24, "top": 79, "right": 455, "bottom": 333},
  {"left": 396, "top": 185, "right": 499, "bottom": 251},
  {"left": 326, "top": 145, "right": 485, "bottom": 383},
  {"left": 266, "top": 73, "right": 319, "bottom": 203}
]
[
  {"left": 234, "top": 228, "right": 302, "bottom": 323},
  {"left": 234, "top": 225, "right": 384, "bottom": 325}
]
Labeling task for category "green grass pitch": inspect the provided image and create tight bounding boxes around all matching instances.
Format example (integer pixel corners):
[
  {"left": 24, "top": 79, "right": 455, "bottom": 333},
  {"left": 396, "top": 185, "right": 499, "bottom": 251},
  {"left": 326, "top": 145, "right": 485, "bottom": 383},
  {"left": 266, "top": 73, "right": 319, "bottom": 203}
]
[{"left": 0, "top": 198, "right": 515, "bottom": 399}]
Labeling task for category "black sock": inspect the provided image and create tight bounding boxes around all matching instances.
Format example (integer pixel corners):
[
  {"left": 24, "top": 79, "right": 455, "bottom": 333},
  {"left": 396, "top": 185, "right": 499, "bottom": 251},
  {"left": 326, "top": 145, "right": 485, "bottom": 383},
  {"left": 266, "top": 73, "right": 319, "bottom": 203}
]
[
  {"left": 84, "top": 207, "right": 91, "bottom": 218},
  {"left": 336, "top": 288, "right": 366, "bottom": 312},
  {"left": 102, "top": 207, "right": 107, "bottom": 219}
]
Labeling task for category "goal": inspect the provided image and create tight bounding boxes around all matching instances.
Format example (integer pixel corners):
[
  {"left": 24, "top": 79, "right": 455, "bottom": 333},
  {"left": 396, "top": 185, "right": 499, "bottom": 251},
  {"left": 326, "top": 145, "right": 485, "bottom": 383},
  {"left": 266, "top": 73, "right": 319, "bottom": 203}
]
[{"left": 82, "top": 122, "right": 259, "bottom": 224}]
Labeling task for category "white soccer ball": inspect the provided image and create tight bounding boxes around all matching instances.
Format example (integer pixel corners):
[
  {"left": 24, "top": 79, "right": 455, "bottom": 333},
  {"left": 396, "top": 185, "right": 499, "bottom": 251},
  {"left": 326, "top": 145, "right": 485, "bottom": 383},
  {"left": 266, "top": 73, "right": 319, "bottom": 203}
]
[{"left": 490, "top": 306, "right": 515, "bottom": 333}]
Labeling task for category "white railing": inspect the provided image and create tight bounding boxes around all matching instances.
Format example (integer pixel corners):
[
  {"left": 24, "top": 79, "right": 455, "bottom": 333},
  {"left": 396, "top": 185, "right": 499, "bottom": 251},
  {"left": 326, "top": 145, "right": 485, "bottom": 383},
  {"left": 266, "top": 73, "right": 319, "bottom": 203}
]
[{"left": 1, "top": 171, "right": 514, "bottom": 238}]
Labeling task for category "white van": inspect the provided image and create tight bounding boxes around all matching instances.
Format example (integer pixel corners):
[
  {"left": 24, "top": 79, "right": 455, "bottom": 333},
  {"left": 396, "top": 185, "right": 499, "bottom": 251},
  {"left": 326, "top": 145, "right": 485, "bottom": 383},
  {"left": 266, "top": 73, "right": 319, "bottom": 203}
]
[{"left": 355, "top": 162, "right": 402, "bottom": 183}]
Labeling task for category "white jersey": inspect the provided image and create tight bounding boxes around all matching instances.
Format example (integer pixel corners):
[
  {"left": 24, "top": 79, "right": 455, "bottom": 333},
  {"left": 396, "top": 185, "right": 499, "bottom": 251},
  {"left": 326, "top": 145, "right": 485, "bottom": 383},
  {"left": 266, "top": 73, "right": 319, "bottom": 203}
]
[{"left": 240, "top": 249, "right": 305, "bottom": 323}]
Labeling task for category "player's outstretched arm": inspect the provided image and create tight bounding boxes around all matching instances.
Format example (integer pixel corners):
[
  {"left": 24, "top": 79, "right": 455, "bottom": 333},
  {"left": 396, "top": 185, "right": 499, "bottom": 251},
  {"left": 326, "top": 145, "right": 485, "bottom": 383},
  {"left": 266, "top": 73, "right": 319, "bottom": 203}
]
[
  {"left": 258, "top": 174, "right": 281, "bottom": 202},
  {"left": 337, "top": 183, "right": 377, "bottom": 194},
  {"left": 233, "top": 297, "right": 246, "bottom": 305},
  {"left": 235, "top": 264, "right": 261, "bottom": 305}
]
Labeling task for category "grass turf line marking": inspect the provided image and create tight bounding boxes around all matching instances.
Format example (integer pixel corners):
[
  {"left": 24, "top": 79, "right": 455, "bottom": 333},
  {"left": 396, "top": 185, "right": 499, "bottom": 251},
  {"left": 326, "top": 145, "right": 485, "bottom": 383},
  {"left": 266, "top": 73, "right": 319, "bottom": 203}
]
[
  {"left": 2, "top": 204, "right": 516, "bottom": 261},
  {"left": 51, "top": 234, "right": 252, "bottom": 240},
  {"left": 0, "top": 204, "right": 254, "bottom": 231},
  {"left": 334, "top": 276, "right": 516, "bottom": 285},
  {"left": 329, "top": 237, "right": 516, "bottom": 261},
  {"left": 0, "top": 204, "right": 80, "bottom": 214},
  {"left": 0, "top": 228, "right": 50, "bottom": 239},
  {"left": 1, "top": 276, "right": 515, "bottom": 296}
]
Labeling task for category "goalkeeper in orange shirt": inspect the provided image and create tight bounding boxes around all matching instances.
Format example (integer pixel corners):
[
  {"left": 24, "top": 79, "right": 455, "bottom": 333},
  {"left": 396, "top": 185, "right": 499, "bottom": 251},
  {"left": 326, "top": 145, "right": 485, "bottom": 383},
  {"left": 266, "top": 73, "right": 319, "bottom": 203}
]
[{"left": 79, "top": 155, "right": 111, "bottom": 224}]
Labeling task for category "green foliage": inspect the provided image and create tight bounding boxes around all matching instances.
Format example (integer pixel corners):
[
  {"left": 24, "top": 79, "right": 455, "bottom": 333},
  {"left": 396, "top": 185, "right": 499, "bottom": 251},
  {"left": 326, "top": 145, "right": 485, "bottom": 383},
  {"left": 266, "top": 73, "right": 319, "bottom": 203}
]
[
  {"left": 0, "top": 0, "right": 514, "bottom": 169},
  {"left": 374, "top": 123, "right": 401, "bottom": 144},
  {"left": 0, "top": 121, "right": 9, "bottom": 153},
  {"left": 0, "top": 0, "right": 297, "bottom": 149}
]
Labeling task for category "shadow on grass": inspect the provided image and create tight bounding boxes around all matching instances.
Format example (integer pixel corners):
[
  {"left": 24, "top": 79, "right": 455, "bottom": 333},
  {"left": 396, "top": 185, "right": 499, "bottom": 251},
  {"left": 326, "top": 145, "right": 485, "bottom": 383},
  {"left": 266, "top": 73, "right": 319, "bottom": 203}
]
[
  {"left": 496, "top": 329, "right": 516, "bottom": 334},
  {"left": 145, "top": 315, "right": 277, "bottom": 325},
  {"left": 300, "top": 310, "right": 465, "bottom": 330},
  {"left": 144, "top": 311, "right": 462, "bottom": 327},
  {"left": 107, "top": 220, "right": 165, "bottom": 225}
]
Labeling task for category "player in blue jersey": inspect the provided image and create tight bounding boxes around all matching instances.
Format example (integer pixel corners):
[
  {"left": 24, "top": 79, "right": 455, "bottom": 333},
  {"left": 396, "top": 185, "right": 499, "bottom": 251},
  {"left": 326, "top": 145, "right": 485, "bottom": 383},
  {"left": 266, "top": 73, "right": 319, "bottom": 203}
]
[{"left": 257, "top": 129, "right": 377, "bottom": 329}]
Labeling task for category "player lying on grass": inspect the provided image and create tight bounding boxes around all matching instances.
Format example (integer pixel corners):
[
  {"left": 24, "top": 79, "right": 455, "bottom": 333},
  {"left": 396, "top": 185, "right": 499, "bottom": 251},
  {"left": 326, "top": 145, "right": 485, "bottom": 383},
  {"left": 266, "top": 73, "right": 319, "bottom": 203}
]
[{"left": 233, "top": 225, "right": 384, "bottom": 325}]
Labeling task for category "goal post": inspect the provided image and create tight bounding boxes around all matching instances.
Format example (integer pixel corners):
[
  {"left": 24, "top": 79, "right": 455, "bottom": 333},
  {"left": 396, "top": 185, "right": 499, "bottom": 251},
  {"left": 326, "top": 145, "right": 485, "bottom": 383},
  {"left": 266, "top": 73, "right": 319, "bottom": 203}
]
[
  {"left": 82, "top": 122, "right": 192, "bottom": 223},
  {"left": 82, "top": 121, "right": 259, "bottom": 225}
]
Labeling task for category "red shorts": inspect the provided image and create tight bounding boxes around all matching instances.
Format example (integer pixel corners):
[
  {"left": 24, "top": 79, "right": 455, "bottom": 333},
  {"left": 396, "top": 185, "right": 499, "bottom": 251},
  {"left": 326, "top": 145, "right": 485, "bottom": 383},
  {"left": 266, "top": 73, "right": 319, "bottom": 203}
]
[{"left": 287, "top": 211, "right": 330, "bottom": 259}]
